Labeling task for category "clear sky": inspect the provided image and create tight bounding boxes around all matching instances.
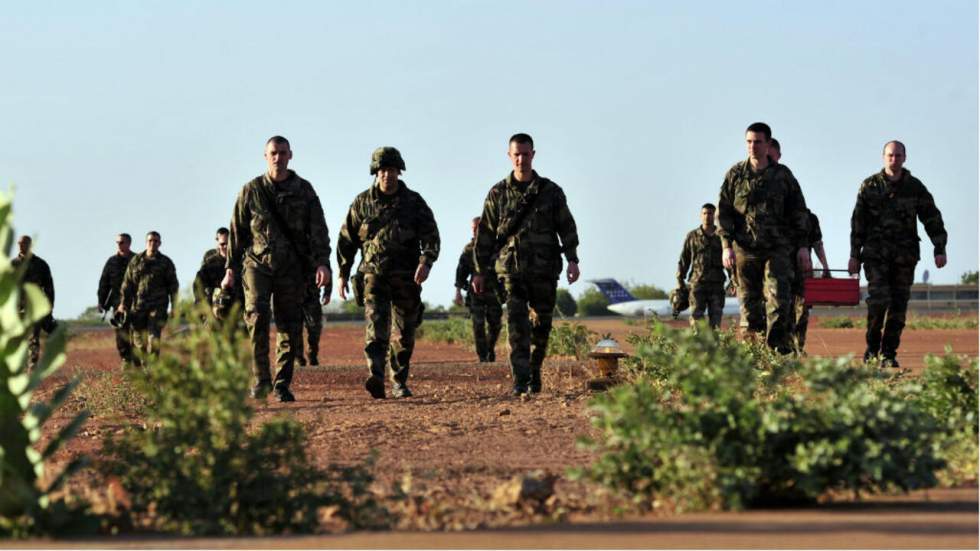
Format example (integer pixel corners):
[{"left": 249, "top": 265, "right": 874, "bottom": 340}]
[{"left": 2, "top": 0, "right": 977, "bottom": 318}]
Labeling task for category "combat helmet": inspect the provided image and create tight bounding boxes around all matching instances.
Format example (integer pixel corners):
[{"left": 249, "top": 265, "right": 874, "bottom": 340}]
[
  {"left": 369, "top": 146, "right": 406, "bottom": 175},
  {"left": 211, "top": 287, "right": 236, "bottom": 321}
]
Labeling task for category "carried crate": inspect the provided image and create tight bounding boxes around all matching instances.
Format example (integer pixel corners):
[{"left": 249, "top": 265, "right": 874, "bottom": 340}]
[{"left": 804, "top": 270, "right": 860, "bottom": 306}]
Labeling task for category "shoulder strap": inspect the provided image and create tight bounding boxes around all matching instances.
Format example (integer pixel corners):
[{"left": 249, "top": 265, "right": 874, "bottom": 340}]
[
  {"left": 251, "top": 178, "right": 313, "bottom": 272},
  {"left": 496, "top": 179, "right": 548, "bottom": 249}
]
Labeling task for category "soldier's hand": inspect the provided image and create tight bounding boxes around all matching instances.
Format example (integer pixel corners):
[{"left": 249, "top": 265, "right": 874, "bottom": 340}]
[
  {"left": 98, "top": 305, "right": 105, "bottom": 314},
  {"left": 471, "top": 274, "right": 485, "bottom": 295},
  {"left": 338, "top": 277, "right": 349, "bottom": 301},
  {"left": 315, "top": 265, "right": 331, "bottom": 288},
  {"left": 414, "top": 263, "right": 431, "bottom": 285},
  {"left": 567, "top": 261, "right": 580, "bottom": 284},
  {"left": 848, "top": 257, "right": 861, "bottom": 276},
  {"left": 723, "top": 248, "right": 736, "bottom": 270},
  {"left": 796, "top": 248, "right": 812, "bottom": 274},
  {"left": 221, "top": 268, "right": 235, "bottom": 289},
  {"left": 935, "top": 254, "right": 947, "bottom": 268},
  {"left": 454, "top": 289, "right": 464, "bottom": 307}
]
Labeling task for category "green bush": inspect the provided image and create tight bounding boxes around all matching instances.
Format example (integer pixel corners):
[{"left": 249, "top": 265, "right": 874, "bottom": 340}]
[
  {"left": 820, "top": 315, "right": 977, "bottom": 330},
  {"left": 100, "top": 303, "right": 388, "bottom": 535},
  {"left": 576, "top": 288, "right": 613, "bottom": 316},
  {"left": 819, "top": 317, "right": 858, "bottom": 329},
  {"left": 575, "top": 323, "right": 945, "bottom": 511},
  {"left": 0, "top": 194, "right": 94, "bottom": 537},
  {"left": 628, "top": 283, "right": 668, "bottom": 300},
  {"left": 416, "top": 318, "right": 475, "bottom": 346},
  {"left": 913, "top": 351, "right": 978, "bottom": 486},
  {"left": 546, "top": 323, "right": 597, "bottom": 360}
]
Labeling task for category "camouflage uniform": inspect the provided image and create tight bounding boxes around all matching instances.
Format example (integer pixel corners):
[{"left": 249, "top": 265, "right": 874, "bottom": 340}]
[
  {"left": 718, "top": 159, "right": 810, "bottom": 353},
  {"left": 98, "top": 252, "right": 135, "bottom": 363},
  {"left": 228, "top": 170, "right": 332, "bottom": 394},
  {"left": 337, "top": 180, "right": 440, "bottom": 392},
  {"left": 474, "top": 171, "right": 580, "bottom": 393},
  {"left": 850, "top": 168, "right": 946, "bottom": 362},
  {"left": 789, "top": 211, "right": 823, "bottom": 352},
  {"left": 119, "top": 251, "right": 178, "bottom": 365},
  {"left": 455, "top": 240, "right": 503, "bottom": 361},
  {"left": 194, "top": 248, "right": 244, "bottom": 311},
  {"left": 675, "top": 227, "right": 726, "bottom": 329},
  {"left": 297, "top": 273, "right": 325, "bottom": 366},
  {"left": 13, "top": 254, "right": 55, "bottom": 371}
]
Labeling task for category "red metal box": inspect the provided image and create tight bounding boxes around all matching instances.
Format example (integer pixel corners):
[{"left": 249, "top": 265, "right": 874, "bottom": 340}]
[{"left": 804, "top": 271, "right": 861, "bottom": 306}]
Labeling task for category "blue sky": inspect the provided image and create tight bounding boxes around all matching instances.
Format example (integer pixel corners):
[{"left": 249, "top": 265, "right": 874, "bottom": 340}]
[{"left": 2, "top": 1, "right": 977, "bottom": 318}]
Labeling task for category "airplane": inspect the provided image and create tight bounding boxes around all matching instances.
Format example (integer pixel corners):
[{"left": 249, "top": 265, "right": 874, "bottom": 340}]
[{"left": 590, "top": 278, "right": 740, "bottom": 318}]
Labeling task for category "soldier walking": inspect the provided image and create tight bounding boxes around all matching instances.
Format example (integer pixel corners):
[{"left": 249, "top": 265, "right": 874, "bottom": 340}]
[
  {"left": 849, "top": 140, "right": 947, "bottom": 367},
  {"left": 13, "top": 236, "right": 56, "bottom": 371},
  {"left": 472, "top": 133, "right": 581, "bottom": 396},
  {"left": 194, "top": 227, "right": 244, "bottom": 316},
  {"left": 117, "top": 231, "right": 178, "bottom": 365},
  {"left": 675, "top": 204, "right": 727, "bottom": 329},
  {"left": 337, "top": 147, "right": 440, "bottom": 400},
  {"left": 98, "top": 233, "right": 135, "bottom": 365},
  {"left": 718, "top": 122, "right": 811, "bottom": 353},
  {"left": 454, "top": 217, "right": 503, "bottom": 362},
  {"left": 769, "top": 139, "right": 831, "bottom": 352},
  {"left": 223, "top": 136, "right": 332, "bottom": 402}
]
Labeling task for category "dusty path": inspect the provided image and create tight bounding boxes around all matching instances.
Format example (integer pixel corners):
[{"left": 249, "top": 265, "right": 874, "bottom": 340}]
[{"left": 30, "top": 319, "right": 980, "bottom": 548}]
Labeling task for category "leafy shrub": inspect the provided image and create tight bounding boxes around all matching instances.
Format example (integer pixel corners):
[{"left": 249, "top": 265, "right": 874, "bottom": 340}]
[
  {"left": 0, "top": 194, "right": 94, "bottom": 536},
  {"left": 913, "top": 351, "right": 978, "bottom": 486},
  {"left": 575, "top": 323, "right": 945, "bottom": 511},
  {"left": 627, "top": 283, "right": 668, "bottom": 300},
  {"left": 576, "top": 288, "right": 613, "bottom": 316},
  {"left": 555, "top": 289, "right": 577, "bottom": 318},
  {"left": 819, "top": 317, "right": 858, "bottom": 329},
  {"left": 820, "top": 315, "right": 977, "bottom": 330},
  {"left": 546, "top": 323, "right": 597, "bottom": 360},
  {"left": 100, "top": 303, "right": 388, "bottom": 535},
  {"left": 416, "top": 318, "right": 475, "bottom": 346}
]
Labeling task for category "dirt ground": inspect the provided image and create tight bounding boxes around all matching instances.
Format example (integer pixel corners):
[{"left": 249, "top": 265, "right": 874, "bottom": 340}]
[{"left": 26, "top": 318, "right": 980, "bottom": 549}]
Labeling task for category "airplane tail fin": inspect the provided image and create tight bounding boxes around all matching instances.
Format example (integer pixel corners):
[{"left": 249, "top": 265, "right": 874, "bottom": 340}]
[{"left": 590, "top": 278, "right": 637, "bottom": 304}]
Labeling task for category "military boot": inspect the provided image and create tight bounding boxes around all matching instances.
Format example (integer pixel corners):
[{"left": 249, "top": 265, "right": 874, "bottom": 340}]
[
  {"left": 296, "top": 355, "right": 307, "bottom": 367},
  {"left": 274, "top": 384, "right": 295, "bottom": 403},
  {"left": 307, "top": 354, "right": 319, "bottom": 367},
  {"left": 391, "top": 383, "right": 413, "bottom": 398},
  {"left": 529, "top": 368, "right": 542, "bottom": 394},
  {"left": 365, "top": 375, "right": 386, "bottom": 399},
  {"left": 250, "top": 380, "right": 272, "bottom": 399}
]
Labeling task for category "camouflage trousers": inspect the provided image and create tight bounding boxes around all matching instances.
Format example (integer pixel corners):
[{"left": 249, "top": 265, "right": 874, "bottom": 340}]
[
  {"left": 734, "top": 244, "right": 794, "bottom": 353},
  {"left": 689, "top": 284, "right": 725, "bottom": 329},
  {"left": 129, "top": 307, "right": 168, "bottom": 367},
  {"left": 467, "top": 290, "right": 503, "bottom": 361},
  {"left": 363, "top": 273, "right": 421, "bottom": 386},
  {"left": 301, "top": 284, "right": 323, "bottom": 362},
  {"left": 114, "top": 322, "right": 134, "bottom": 365},
  {"left": 864, "top": 258, "right": 916, "bottom": 360},
  {"left": 27, "top": 324, "right": 42, "bottom": 372},
  {"left": 789, "top": 267, "right": 810, "bottom": 353},
  {"left": 242, "top": 262, "right": 304, "bottom": 390},
  {"left": 502, "top": 275, "right": 557, "bottom": 389}
]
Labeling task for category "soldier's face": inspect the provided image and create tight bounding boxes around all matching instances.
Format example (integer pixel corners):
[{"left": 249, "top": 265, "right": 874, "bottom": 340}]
[
  {"left": 745, "top": 131, "right": 769, "bottom": 161},
  {"left": 264, "top": 142, "right": 292, "bottom": 175},
  {"left": 216, "top": 233, "right": 228, "bottom": 256},
  {"left": 883, "top": 143, "right": 906, "bottom": 172},
  {"left": 701, "top": 208, "right": 715, "bottom": 227},
  {"left": 377, "top": 167, "right": 400, "bottom": 193},
  {"left": 146, "top": 235, "right": 161, "bottom": 256},
  {"left": 17, "top": 238, "right": 30, "bottom": 256},
  {"left": 508, "top": 142, "right": 534, "bottom": 174},
  {"left": 116, "top": 236, "right": 131, "bottom": 255}
]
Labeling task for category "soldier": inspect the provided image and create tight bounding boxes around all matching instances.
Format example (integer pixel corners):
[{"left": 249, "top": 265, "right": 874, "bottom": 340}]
[
  {"left": 718, "top": 122, "right": 811, "bottom": 353},
  {"left": 223, "top": 136, "right": 332, "bottom": 402},
  {"left": 117, "top": 231, "right": 178, "bottom": 366},
  {"left": 454, "top": 216, "right": 503, "bottom": 362},
  {"left": 193, "top": 227, "right": 243, "bottom": 314},
  {"left": 337, "top": 146, "right": 440, "bottom": 399},
  {"left": 296, "top": 274, "right": 326, "bottom": 367},
  {"left": 98, "top": 233, "right": 135, "bottom": 365},
  {"left": 769, "top": 139, "right": 831, "bottom": 353},
  {"left": 849, "top": 140, "right": 947, "bottom": 368},
  {"left": 472, "top": 133, "right": 581, "bottom": 396},
  {"left": 675, "top": 204, "right": 727, "bottom": 329},
  {"left": 13, "top": 236, "right": 55, "bottom": 371}
]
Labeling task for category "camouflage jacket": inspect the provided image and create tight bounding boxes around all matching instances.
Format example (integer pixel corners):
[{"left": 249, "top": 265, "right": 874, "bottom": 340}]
[
  {"left": 337, "top": 181, "right": 440, "bottom": 278},
  {"left": 227, "top": 170, "right": 332, "bottom": 274},
  {"left": 849, "top": 169, "right": 947, "bottom": 262},
  {"left": 13, "top": 254, "right": 54, "bottom": 306},
  {"left": 194, "top": 248, "right": 243, "bottom": 305},
  {"left": 676, "top": 227, "right": 726, "bottom": 288},
  {"left": 97, "top": 252, "right": 133, "bottom": 309},
  {"left": 120, "top": 251, "right": 178, "bottom": 313},
  {"left": 805, "top": 210, "right": 823, "bottom": 250},
  {"left": 455, "top": 240, "right": 498, "bottom": 293},
  {"left": 717, "top": 160, "right": 810, "bottom": 252},
  {"left": 474, "top": 171, "right": 580, "bottom": 278}
]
